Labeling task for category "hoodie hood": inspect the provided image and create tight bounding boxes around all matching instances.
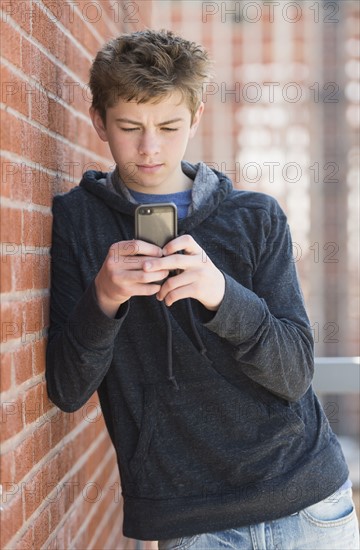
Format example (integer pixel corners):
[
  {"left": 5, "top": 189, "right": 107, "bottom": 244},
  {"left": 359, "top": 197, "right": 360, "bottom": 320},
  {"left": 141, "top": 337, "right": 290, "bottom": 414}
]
[{"left": 79, "top": 160, "right": 233, "bottom": 233}]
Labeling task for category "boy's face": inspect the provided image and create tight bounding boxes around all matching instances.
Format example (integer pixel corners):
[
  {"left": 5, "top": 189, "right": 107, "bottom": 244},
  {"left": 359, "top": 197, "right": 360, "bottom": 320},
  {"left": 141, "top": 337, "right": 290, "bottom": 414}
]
[{"left": 90, "top": 91, "right": 204, "bottom": 194}]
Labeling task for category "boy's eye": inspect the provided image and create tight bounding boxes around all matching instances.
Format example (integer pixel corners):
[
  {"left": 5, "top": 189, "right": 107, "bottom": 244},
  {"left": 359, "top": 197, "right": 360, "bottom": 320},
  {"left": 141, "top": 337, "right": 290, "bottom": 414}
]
[
  {"left": 161, "top": 127, "right": 178, "bottom": 132},
  {"left": 121, "top": 127, "right": 139, "bottom": 132}
]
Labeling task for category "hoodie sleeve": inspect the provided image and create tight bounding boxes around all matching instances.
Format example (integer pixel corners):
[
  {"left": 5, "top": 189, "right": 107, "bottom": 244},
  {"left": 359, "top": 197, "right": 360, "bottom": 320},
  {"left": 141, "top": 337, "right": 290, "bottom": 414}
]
[
  {"left": 203, "top": 202, "right": 314, "bottom": 402},
  {"left": 45, "top": 197, "right": 129, "bottom": 412}
]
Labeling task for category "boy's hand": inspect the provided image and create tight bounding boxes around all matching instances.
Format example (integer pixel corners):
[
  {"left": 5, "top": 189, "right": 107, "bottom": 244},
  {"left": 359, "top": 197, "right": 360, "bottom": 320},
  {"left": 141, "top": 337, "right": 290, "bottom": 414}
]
[
  {"left": 143, "top": 235, "right": 225, "bottom": 311},
  {"left": 95, "top": 240, "right": 169, "bottom": 317}
]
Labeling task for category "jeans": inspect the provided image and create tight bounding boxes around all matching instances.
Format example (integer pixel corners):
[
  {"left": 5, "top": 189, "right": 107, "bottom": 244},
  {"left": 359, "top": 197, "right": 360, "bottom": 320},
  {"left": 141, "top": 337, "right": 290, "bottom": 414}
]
[{"left": 158, "top": 487, "right": 359, "bottom": 550}]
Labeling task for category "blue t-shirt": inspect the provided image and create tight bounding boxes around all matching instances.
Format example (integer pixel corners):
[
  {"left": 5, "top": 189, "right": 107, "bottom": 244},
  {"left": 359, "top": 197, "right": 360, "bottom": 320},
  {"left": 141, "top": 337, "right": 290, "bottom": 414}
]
[{"left": 128, "top": 188, "right": 192, "bottom": 219}]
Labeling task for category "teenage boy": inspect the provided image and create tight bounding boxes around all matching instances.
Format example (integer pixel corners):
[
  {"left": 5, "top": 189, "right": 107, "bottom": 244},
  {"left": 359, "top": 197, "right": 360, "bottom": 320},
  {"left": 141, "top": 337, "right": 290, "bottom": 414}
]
[{"left": 46, "top": 30, "right": 359, "bottom": 549}]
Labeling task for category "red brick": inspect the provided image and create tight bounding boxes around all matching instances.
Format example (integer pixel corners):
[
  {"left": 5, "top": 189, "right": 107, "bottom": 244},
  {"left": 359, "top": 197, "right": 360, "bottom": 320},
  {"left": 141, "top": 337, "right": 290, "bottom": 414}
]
[
  {"left": 64, "top": 35, "right": 92, "bottom": 84},
  {"left": 14, "top": 433, "right": 34, "bottom": 483},
  {"left": 42, "top": 0, "right": 74, "bottom": 31},
  {"left": 60, "top": 77, "right": 91, "bottom": 118},
  {"left": 31, "top": 88, "right": 50, "bottom": 127},
  {"left": 0, "top": 448, "right": 14, "bottom": 484},
  {"left": 18, "top": 121, "right": 41, "bottom": 166},
  {"left": 40, "top": 381, "right": 51, "bottom": 417},
  {"left": 0, "top": 251, "right": 13, "bottom": 294},
  {"left": 1, "top": 20, "right": 22, "bottom": 67},
  {"left": 50, "top": 411, "right": 67, "bottom": 447},
  {"left": 33, "top": 421, "right": 51, "bottom": 464},
  {"left": 13, "top": 254, "right": 34, "bottom": 292},
  {"left": 0, "top": 107, "right": 23, "bottom": 158},
  {"left": 8, "top": 0, "right": 32, "bottom": 33},
  {"left": 33, "top": 506, "right": 50, "bottom": 549},
  {"left": 7, "top": 254, "right": 49, "bottom": 293},
  {"left": 0, "top": 393, "right": 24, "bottom": 442},
  {"left": 86, "top": 485, "right": 115, "bottom": 545},
  {"left": 83, "top": 435, "right": 109, "bottom": 479},
  {"left": 22, "top": 37, "right": 58, "bottom": 92},
  {"left": 23, "top": 468, "right": 42, "bottom": 519},
  {"left": 22, "top": 210, "right": 42, "bottom": 247},
  {"left": 28, "top": 124, "right": 55, "bottom": 169},
  {"left": 80, "top": 5, "right": 115, "bottom": 50},
  {"left": 0, "top": 491, "right": 23, "bottom": 547},
  {"left": 57, "top": 441, "right": 74, "bottom": 482},
  {"left": 0, "top": 64, "right": 29, "bottom": 117},
  {"left": 31, "top": 170, "right": 52, "bottom": 207},
  {"left": 54, "top": 528, "right": 66, "bottom": 550},
  {"left": 14, "top": 342, "right": 33, "bottom": 385},
  {"left": 41, "top": 454, "right": 60, "bottom": 502},
  {"left": 63, "top": 472, "right": 80, "bottom": 514},
  {"left": 24, "top": 297, "right": 44, "bottom": 337},
  {"left": 1, "top": 300, "right": 23, "bottom": 344},
  {"left": 0, "top": 351, "right": 12, "bottom": 391},
  {"left": 43, "top": 393, "right": 54, "bottom": 423},
  {"left": 0, "top": 206, "right": 22, "bottom": 244},
  {"left": 52, "top": 100, "right": 78, "bottom": 141},
  {"left": 48, "top": 497, "right": 60, "bottom": 533},
  {"left": 33, "top": 255, "right": 50, "bottom": 291},
  {"left": 32, "top": 86, "right": 78, "bottom": 135},
  {"left": 65, "top": 6, "right": 102, "bottom": 57},
  {"left": 74, "top": 530, "right": 88, "bottom": 550},
  {"left": 1, "top": 158, "right": 32, "bottom": 203},
  {"left": 92, "top": 527, "right": 110, "bottom": 550},
  {"left": 96, "top": 0, "right": 119, "bottom": 23},
  {"left": 33, "top": 337, "right": 47, "bottom": 376},
  {"left": 32, "top": 3, "right": 66, "bottom": 63},
  {"left": 23, "top": 382, "right": 43, "bottom": 425},
  {"left": 44, "top": 535, "right": 58, "bottom": 550},
  {"left": 68, "top": 404, "right": 85, "bottom": 431},
  {"left": 14, "top": 527, "right": 34, "bottom": 550},
  {"left": 42, "top": 214, "right": 53, "bottom": 248}
]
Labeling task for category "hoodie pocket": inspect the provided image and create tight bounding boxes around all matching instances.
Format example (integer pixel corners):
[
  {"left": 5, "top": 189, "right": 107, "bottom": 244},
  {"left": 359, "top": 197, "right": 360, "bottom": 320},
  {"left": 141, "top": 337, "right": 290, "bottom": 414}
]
[{"left": 128, "top": 377, "right": 306, "bottom": 499}]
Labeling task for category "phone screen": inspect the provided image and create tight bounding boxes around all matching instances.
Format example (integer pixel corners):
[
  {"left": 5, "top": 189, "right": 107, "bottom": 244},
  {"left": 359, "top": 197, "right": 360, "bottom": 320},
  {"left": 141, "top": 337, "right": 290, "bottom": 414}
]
[{"left": 135, "top": 203, "right": 177, "bottom": 248}]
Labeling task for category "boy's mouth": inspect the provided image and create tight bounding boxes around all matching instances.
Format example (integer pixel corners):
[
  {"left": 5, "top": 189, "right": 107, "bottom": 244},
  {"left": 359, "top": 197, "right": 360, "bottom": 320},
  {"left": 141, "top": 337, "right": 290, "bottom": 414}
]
[{"left": 136, "top": 163, "right": 164, "bottom": 173}]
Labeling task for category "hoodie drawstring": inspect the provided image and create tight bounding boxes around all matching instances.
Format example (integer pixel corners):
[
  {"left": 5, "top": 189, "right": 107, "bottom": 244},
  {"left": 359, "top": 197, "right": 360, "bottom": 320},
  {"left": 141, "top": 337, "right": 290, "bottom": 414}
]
[
  {"left": 185, "top": 299, "right": 211, "bottom": 361},
  {"left": 160, "top": 298, "right": 211, "bottom": 390},
  {"left": 160, "top": 301, "right": 179, "bottom": 390}
]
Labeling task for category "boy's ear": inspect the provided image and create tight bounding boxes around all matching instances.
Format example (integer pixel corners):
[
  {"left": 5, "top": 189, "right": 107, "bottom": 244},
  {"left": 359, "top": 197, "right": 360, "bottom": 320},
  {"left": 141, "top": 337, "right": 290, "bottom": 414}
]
[
  {"left": 189, "top": 102, "right": 204, "bottom": 139},
  {"left": 89, "top": 107, "right": 108, "bottom": 142}
]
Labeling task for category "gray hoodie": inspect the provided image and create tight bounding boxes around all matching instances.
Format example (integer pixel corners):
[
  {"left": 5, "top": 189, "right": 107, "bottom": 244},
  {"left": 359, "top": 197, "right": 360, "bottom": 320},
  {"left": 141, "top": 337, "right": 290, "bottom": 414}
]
[{"left": 46, "top": 162, "right": 348, "bottom": 540}]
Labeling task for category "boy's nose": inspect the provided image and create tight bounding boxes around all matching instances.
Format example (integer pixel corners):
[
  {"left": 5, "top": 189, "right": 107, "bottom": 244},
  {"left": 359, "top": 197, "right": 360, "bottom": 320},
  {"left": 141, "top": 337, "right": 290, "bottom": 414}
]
[{"left": 138, "top": 132, "right": 160, "bottom": 156}]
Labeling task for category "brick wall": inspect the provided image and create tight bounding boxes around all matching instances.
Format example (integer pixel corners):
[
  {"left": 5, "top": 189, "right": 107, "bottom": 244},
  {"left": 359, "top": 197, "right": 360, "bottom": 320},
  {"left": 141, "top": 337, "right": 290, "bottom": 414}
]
[{"left": 1, "top": 1, "right": 156, "bottom": 548}]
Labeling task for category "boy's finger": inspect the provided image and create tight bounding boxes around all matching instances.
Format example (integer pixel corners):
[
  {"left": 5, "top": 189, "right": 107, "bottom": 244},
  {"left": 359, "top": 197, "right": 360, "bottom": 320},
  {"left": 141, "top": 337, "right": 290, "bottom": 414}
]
[
  {"left": 162, "top": 234, "right": 201, "bottom": 256},
  {"left": 110, "top": 239, "right": 163, "bottom": 258},
  {"left": 156, "top": 270, "right": 193, "bottom": 301},
  {"left": 143, "top": 254, "right": 191, "bottom": 272}
]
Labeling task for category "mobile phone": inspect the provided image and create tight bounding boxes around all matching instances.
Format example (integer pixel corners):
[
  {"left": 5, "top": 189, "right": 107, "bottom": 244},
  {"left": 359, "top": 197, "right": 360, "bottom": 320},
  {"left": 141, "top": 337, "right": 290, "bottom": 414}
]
[{"left": 135, "top": 203, "right": 177, "bottom": 248}]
